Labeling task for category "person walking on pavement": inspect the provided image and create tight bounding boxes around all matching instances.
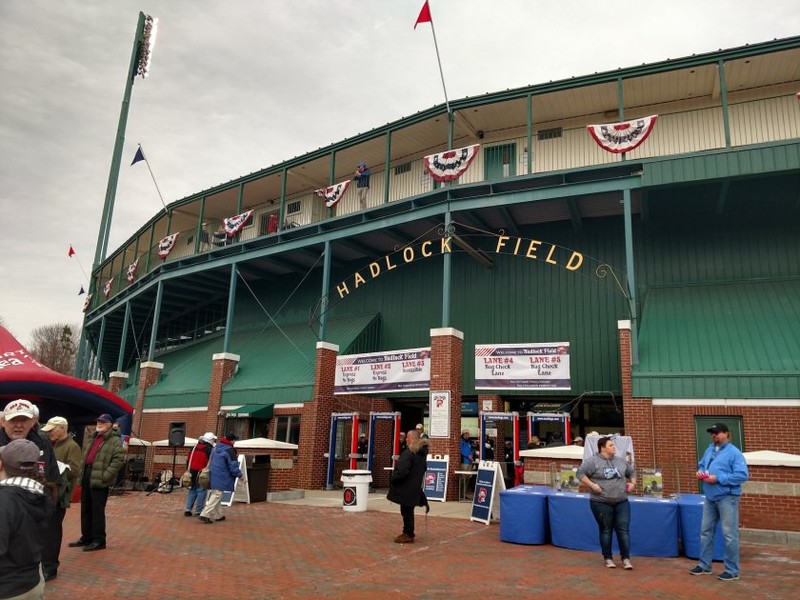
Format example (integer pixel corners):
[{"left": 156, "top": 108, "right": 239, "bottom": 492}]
[
  {"left": 40, "top": 416, "right": 82, "bottom": 580},
  {"left": 199, "top": 433, "right": 242, "bottom": 524},
  {"left": 185, "top": 432, "right": 215, "bottom": 517},
  {"left": 68, "top": 413, "right": 124, "bottom": 552},
  {"left": 387, "top": 430, "right": 429, "bottom": 544},
  {"left": 690, "top": 422, "right": 749, "bottom": 581}
]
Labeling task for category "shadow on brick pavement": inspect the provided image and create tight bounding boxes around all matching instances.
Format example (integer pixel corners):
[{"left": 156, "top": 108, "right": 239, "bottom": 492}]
[{"left": 45, "top": 490, "right": 798, "bottom": 599}]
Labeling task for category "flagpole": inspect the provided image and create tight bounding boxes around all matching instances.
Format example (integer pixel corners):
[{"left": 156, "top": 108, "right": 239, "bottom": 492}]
[
  {"left": 426, "top": 2, "right": 451, "bottom": 119},
  {"left": 137, "top": 145, "right": 168, "bottom": 213}
]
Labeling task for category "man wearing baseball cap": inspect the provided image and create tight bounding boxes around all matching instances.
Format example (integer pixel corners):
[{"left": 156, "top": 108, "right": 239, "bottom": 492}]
[
  {"left": 68, "top": 413, "right": 123, "bottom": 552},
  {"left": 690, "top": 422, "right": 749, "bottom": 581},
  {"left": 40, "top": 416, "right": 83, "bottom": 580},
  {"left": 0, "top": 439, "right": 52, "bottom": 599}
]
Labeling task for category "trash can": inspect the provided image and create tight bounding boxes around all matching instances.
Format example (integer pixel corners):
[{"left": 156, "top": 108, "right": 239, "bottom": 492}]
[
  {"left": 248, "top": 455, "right": 271, "bottom": 503},
  {"left": 341, "top": 469, "right": 372, "bottom": 512}
]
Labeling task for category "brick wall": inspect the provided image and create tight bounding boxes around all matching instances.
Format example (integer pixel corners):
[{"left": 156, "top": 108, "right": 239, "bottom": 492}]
[
  {"left": 108, "top": 371, "right": 128, "bottom": 395},
  {"left": 207, "top": 353, "right": 239, "bottom": 435},
  {"left": 134, "top": 362, "right": 163, "bottom": 437},
  {"left": 428, "top": 328, "right": 463, "bottom": 501}
]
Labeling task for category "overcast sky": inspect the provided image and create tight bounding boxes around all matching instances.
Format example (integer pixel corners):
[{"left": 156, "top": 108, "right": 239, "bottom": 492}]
[{"left": 1, "top": 0, "right": 798, "bottom": 347}]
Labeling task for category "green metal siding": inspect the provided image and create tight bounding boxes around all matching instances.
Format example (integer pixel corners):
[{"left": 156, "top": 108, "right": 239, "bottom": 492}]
[
  {"left": 634, "top": 280, "right": 800, "bottom": 398},
  {"left": 641, "top": 141, "right": 800, "bottom": 187}
]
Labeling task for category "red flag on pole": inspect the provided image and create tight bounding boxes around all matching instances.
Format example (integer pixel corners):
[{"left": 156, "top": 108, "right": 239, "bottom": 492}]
[
  {"left": 68, "top": 245, "right": 76, "bottom": 257},
  {"left": 414, "top": 1, "right": 432, "bottom": 29}
]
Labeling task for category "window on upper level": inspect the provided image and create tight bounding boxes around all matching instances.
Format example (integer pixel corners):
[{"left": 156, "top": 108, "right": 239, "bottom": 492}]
[{"left": 537, "top": 127, "right": 563, "bottom": 141}]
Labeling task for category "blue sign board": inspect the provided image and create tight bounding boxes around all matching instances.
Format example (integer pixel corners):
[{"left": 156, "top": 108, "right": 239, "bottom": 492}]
[
  {"left": 470, "top": 464, "right": 498, "bottom": 524},
  {"left": 423, "top": 457, "right": 449, "bottom": 502}
]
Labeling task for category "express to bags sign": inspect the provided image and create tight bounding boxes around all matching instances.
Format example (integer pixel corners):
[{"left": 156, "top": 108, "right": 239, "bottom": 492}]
[
  {"left": 475, "top": 343, "right": 571, "bottom": 390},
  {"left": 334, "top": 347, "right": 431, "bottom": 394}
]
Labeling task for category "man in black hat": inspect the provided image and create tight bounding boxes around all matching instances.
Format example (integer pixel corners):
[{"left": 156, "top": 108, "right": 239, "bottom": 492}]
[
  {"left": 68, "top": 413, "right": 124, "bottom": 552},
  {"left": 689, "top": 422, "right": 749, "bottom": 581}
]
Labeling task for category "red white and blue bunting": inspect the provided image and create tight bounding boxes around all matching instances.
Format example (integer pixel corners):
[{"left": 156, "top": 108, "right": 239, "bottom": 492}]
[
  {"left": 158, "top": 233, "right": 180, "bottom": 260},
  {"left": 103, "top": 279, "right": 113, "bottom": 298},
  {"left": 315, "top": 180, "right": 351, "bottom": 208},
  {"left": 223, "top": 210, "right": 253, "bottom": 237},
  {"left": 126, "top": 257, "right": 140, "bottom": 284},
  {"left": 423, "top": 144, "right": 480, "bottom": 182},
  {"left": 587, "top": 115, "right": 658, "bottom": 154},
  {"left": 82, "top": 294, "right": 93, "bottom": 313}
]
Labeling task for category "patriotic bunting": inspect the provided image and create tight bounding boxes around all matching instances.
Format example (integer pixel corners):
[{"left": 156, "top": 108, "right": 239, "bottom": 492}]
[
  {"left": 587, "top": 115, "right": 658, "bottom": 154},
  {"left": 315, "top": 180, "right": 351, "bottom": 208},
  {"left": 126, "top": 257, "right": 140, "bottom": 284},
  {"left": 82, "top": 294, "right": 93, "bottom": 313},
  {"left": 103, "top": 279, "right": 113, "bottom": 298},
  {"left": 423, "top": 144, "right": 480, "bottom": 182},
  {"left": 223, "top": 210, "right": 253, "bottom": 237},
  {"left": 158, "top": 232, "right": 180, "bottom": 260}
]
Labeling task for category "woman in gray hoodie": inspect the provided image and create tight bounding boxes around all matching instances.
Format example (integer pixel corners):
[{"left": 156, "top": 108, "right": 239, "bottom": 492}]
[{"left": 576, "top": 436, "right": 637, "bottom": 569}]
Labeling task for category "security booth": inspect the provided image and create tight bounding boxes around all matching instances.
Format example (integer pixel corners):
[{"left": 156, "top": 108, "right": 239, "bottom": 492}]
[
  {"left": 368, "top": 411, "right": 402, "bottom": 469},
  {"left": 326, "top": 412, "right": 361, "bottom": 490},
  {"left": 527, "top": 412, "right": 571, "bottom": 446},
  {"left": 479, "top": 412, "right": 520, "bottom": 487}
]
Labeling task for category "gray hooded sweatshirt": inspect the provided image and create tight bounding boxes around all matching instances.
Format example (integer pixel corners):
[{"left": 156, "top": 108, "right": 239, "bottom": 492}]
[{"left": 576, "top": 454, "right": 634, "bottom": 505}]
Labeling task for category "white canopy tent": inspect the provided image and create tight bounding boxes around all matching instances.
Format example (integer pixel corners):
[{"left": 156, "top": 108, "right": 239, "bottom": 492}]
[
  {"left": 152, "top": 437, "right": 198, "bottom": 447},
  {"left": 233, "top": 437, "right": 298, "bottom": 450}
]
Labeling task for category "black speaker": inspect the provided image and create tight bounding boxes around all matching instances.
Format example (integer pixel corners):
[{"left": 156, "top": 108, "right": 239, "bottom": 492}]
[{"left": 168, "top": 427, "right": 185, "bottom": 447}]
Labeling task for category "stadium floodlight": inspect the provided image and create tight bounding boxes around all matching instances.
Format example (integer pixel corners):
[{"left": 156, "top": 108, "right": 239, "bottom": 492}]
[{"left": 136, "top": 14, "right": 158, "bottom": 78}]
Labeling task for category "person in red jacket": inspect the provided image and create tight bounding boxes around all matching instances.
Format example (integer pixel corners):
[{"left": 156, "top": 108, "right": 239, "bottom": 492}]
[{"left": 184, "top": 433, "right": 215, "bottom": 517}]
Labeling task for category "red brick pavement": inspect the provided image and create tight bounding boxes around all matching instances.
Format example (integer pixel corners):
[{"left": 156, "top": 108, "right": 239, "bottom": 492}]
[{"left": 45, "top": 492, "right": 798, "bottom": 599}]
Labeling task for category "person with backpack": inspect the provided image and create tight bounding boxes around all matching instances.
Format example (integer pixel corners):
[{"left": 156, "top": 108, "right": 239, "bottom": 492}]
[{"left": 185, "top": 432, "right": 215, "bottom": 517}]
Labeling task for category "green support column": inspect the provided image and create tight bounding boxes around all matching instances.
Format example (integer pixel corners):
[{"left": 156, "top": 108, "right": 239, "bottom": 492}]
[
  {"left": 526, "top": 93, "right": 533, "bottom": 175},
  {"left": 236, "top": 183, "right": 243, "bottom": 213},
  {"left": 147, "top": 281, "right": 164, "bottom": 361},
  {"left": 319, "top": 240, "right": 332, "bottom": 341},
  {"left": 279, "top": 167, "right": 288, "bottom": 229},
  {"left": 194, "top": 196, "right": 206, "bottom": 254},
  {"left": 448, "top": 113, "right": 454, "bottom": 150},
  {"left": 74, "top": 330, "right": 86, "bottom": 378},
  {"left": 383, "top": 130, "right": 392, "bottom": 204},
  {"left": 718, "top": 59, "right": 731, "bottom": 149},
  {"left": 95, "top": 316, "right": 107, "bottom": 380},
  {"left": 116, "top": 301, "right": 131, "bottom": 372},
  {"left": 618, "top": 77, "right": 626, "bottom": 163},
  {"left": 144, "top": 222, "right": 155, "bottom": 273},
  {"left": 327, "top": 151, "right": 336, "bottom": 219},
  {"left": 622, "top": 188, "right": 638, "bottom": 364},
  {"left": 441, "top": 210, "right": 452, "bottom": 327},
  {"left": 223, "top": 264, "right": 238, "bottom": 352},
  {"left": 164, "top": 211, "right": 172, "bottom": 237}
]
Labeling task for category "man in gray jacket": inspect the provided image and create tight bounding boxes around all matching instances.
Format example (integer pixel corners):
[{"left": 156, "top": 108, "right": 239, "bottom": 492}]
[{"left": 577, "top": 436, "right": 637, "bottom": 569}]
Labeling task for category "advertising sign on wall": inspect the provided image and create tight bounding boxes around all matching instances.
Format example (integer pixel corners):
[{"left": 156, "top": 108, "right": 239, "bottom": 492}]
[
  {"left": 429, "top": 390, "right": 450, "bottom": 438},
  {"left": 334, "top": 347, "right": 430, "bottom": 394},
  {"left": 475, "top": 343, "right": 571, "bottom": 390}
]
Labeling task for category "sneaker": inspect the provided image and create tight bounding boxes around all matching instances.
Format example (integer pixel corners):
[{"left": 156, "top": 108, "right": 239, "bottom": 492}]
[
  {"left": 622, "top": 559, "right": 634, "bottom": 570},
  {"left": 605, "top": 559, "right": 617, "bottom": 568},
  {"left": 184, "top": 511, "right": 192, "bottom": 517},
  {"left": 198, "top": 516, "right": 213, "bottom": 524},
  {"left": 718, "top": 572, "right": 739, "bottom": 581},
  {"left": 689, "top": 566, "right": 712, "bottom": 575}
]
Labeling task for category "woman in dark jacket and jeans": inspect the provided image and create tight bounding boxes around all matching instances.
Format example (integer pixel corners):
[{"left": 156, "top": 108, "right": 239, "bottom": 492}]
[{"left": 387, "top": 430, "right": 429, "bottom": 544}]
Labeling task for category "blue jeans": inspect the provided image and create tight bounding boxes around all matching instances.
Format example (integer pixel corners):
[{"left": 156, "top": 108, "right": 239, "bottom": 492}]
[
  {"left": 185, "top": 482, "right": 207, "bottom": 515},
  {"left": 699, "top": 494, "right": 740, "bottom": 575},
  {"left": 589, "top": 500, "right": 631, "bottom": 560}
]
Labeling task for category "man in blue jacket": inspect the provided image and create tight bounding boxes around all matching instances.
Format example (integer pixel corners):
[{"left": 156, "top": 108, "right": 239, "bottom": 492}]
[
  {"left": 690, "top": 422, "right": 749, "bottom": 581},
  {"left": 199, "top": 433, "right": 242, "bottom": 524}
]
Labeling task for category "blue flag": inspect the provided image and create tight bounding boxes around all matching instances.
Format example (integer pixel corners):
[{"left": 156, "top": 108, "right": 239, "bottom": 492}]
[{"left": 131, "top": 146, "right": 145, "bottom": 165}]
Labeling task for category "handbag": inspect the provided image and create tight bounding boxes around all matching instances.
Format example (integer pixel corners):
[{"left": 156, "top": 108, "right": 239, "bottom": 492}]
[
  {"left": 180, "top": 470, "right": 192, "bottom": 489},
  {"left": 198, "top": 464, "right": 211, "bottom": 490}
]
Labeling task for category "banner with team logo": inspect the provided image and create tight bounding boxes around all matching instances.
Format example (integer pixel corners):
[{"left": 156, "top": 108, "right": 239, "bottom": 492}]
[
  {"left": 423, "top": 143, "right": 480, "bottom": 182},
  {"left": 587, "top": 115, "right": 658, "bottom": 153},
  {"left": 316, "top": 180, "right": 351, "bottom": 208},
  {"left": 475, "top": 343, "right": 571, "bottom": 390},
  {"left": 334, "top": 347, "right": 431, "bottom": 394}
]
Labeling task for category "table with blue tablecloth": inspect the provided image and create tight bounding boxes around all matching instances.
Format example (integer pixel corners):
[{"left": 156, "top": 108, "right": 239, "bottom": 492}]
[
  {"left": 499, "top": 485, "right": 552, "bottom": 544},
  {"left": 548, "top": 492, "right": 679, "bottom": 557},
  {"left": 676, "top": 493, "right": 725, "bottom": 561}
]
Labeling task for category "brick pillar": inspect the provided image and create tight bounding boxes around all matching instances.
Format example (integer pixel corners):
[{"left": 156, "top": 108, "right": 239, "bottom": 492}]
[
  {"left": 619, "top": 320, "right": 654, "bottom": 468},
  {"left": 428, "top": 327, "right": 463, "bottom": 501},
  {"left": 207, "top": 353, "right": 240, "bottom": 436},
  {"left": 371, "top": 397, "right": 395, "bottom": 489},
  {"left": 108, "top": 371, "right": 129, "bottom": 394},
  {"left": 296, "top": 342, "right": 339, "bottom": 490},
  {"left": 135, "top": 361, "right": 163, "bottom": 438}
]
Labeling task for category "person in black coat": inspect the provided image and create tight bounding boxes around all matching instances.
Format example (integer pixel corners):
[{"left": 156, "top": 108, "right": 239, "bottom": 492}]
[{"left": 387, "top": 430, "right": 429, "bottom": 544}]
